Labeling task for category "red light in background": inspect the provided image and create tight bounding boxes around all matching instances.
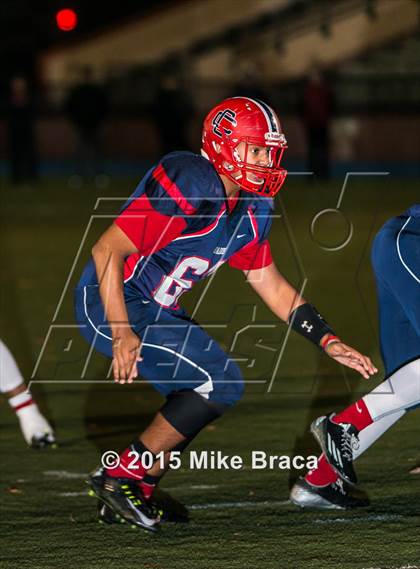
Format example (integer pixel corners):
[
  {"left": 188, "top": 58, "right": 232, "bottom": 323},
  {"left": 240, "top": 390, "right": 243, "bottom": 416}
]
[{"left": 56, "top": 8, "right": 78, "bottom": 32}]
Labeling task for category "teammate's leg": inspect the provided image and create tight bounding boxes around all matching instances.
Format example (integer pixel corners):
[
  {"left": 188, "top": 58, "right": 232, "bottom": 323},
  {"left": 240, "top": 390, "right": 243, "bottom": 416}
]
[
  {"left": 310, "top": 214, "right": 420, "bottom": 484},
  {"left": 0, "top": 339, "right": 55, "bottom": 448},
  {"left": 373, "top": 215, "right": 420, "bottom": 376},
  {"left": 292, "top": 213, "right": 420, "bottom": 505}
]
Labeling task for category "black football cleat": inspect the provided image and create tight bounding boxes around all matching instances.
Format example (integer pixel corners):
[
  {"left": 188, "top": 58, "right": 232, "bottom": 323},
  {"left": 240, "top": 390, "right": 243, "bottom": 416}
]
[
  {"left": 97, "top": 500, "right": 125, "bottom": 525},
  {"left": 310, "top": 413, "right": 360, "bottom": 485},
  {"left": 290, "top": 477, "right": 370, "bottom": 510},
  {"left": 31, "top": 431, "right": 57, "bottom": 449},
  {"left": 97, "top": 491, "right": 190, "bottom": 524},
  {"left": 88, "top": 468, "right": 160, "bottom": 532}
]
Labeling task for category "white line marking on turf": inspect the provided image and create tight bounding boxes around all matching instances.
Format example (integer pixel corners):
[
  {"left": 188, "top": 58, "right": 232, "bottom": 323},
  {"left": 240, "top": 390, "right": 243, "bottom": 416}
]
[
  {"left": 189, "top": 500, "right": 290, "bottom": 510},
  {"left": 314, "top": 514, "right": 402, "bottom": 524},
  {"left": 153, "top": 485, "right": 220, "bottom": 493},
  {"left": 44, "top": 470, "right": 88, "bottom": 479},
  {"left": 58, "top": 492, "right": 89, "bottom": 497},
  {"left": 363, "top": 566, "right": 419, "bottom": 569},
  {"left": 187, "top": 485, "right": 219, "bottom": 490}
]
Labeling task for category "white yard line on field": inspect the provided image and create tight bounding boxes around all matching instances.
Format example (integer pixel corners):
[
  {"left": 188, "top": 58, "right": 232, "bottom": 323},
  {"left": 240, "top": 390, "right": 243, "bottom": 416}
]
[
  {"left": 163, "top": 484, "right": 220, "bottom": 492},
  {"left": 58, "top": 492, "right": 89, "bottom": 497},
  {"left": 315, "top": 514, "right": 403, "bottom": 524},
  {"left": 363, "top": 566, "right": 419, "bottom": 569},
  {"left": 189, "top": 500, "right": 291, "bottom": 510},
  {"left": 44, "top": 470, "right": 88, "bottom": 479}
]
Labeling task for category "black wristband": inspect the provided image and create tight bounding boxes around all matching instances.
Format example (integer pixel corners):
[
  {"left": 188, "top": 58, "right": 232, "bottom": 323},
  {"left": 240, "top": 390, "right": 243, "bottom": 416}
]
[{"left": 288, "top": 303, "right": 335, "bottom": 348}]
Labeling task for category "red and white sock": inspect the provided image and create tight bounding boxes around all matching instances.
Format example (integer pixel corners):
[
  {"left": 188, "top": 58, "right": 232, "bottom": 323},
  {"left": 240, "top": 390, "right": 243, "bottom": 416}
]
[
  {"left": 332, "top": 398, "right": 373, "bottom": 432},
  {"left": 305, "top": 454, "right": 338, "bottom": 487},
  {"left": 106, "top": 442, "right": 155, "bottom": 482},
  {"left": 9, "top": 391, "right": 35, "bottom": 413},
  {"left": 332, "top": 359, "right": 420, "bottom": 432},
  {"left": 9, "top": 391, "right": 54, "bottom": 445}
]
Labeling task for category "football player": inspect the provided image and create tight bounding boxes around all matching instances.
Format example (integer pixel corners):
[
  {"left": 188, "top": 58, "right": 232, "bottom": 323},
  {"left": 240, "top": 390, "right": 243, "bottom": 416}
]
[
  {"left": 74, "top": 97, "right": 377, "bottom": 531},
  {"left": 1, "top": 339, "right": 56, "bottom": 448},
  {"left": 291, "top": 204, "right": 420, "bottom": 509}
]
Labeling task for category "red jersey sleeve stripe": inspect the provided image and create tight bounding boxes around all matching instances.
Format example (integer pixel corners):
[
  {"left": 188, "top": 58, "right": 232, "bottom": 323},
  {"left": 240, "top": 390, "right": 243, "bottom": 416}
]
[
  {"left": 152, "top": 164, "right": 198, "bottom": 215},
  {"left": 115, "top": 194, "right": 187, "bottom": 253},
  {"left": 228, "top": 240, "right": 273, "bottom": 270}
]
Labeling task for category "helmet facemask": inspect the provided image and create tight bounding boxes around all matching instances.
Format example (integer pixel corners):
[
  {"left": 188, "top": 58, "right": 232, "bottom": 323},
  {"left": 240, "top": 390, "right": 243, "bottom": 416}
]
[{"left": 203, "top": 133, "right": 287, "bottom": 198}]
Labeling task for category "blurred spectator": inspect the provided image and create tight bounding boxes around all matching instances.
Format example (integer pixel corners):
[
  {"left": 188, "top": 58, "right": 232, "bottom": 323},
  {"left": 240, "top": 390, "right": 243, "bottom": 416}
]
[
  {"left": 332, "top": 117, "right": 360, "bottom": 162},
  {"left": 301, "top": 68, "right": 334, "bottom": 179},
  {"left": 152, "top": 74, "right": 193, "bottom": 156},
  {"left": 232, "top": 64, "right": 270, "bottom": 104},
  {"left": 6, "top": 75, "right": 38, "bottom": 186},
  {"left": 65, "top": 67, "right": 108, "bottom": 182}
]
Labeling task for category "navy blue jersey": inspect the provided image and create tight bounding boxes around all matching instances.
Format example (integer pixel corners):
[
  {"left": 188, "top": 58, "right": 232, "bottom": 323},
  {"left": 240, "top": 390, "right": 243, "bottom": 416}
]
[
  {"left": 78, "top": 152, "right": 274, "bottom": 310},
  {"left": 406, "top": 204, "right": 420, "bottom": 218},
  {"left": 372, "top": 206, "right": 420, "bottom": 374}
]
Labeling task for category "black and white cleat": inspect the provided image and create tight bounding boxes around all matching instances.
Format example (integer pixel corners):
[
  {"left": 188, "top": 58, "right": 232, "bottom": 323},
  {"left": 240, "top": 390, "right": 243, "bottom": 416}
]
[
  {"left": 290, "top": 478, "right": 369, "bottom": 510},
  {"left": 310, "top": 413, "right": 360, "bottom": 485},
  {"left": 88, "top": 468, "right": 160, "bottom": 532},
  {"left": 96, "top": 490, "right": 189, "bottom": 525}
]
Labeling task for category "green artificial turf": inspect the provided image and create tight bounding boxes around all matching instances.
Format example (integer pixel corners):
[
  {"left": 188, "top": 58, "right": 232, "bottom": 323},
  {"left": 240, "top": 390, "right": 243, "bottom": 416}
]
[{"left": 1, "top": 175, "right": 419, "bottom": 569}]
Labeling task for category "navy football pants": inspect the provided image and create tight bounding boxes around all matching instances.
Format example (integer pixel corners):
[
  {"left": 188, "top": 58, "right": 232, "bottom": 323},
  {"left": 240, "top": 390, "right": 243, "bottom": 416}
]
[
  {"left": 74, "top": 284, "right": 244, "bottom": 407},
  {"left": 371, "top": 213, "right": 420, "bottom": 376}
]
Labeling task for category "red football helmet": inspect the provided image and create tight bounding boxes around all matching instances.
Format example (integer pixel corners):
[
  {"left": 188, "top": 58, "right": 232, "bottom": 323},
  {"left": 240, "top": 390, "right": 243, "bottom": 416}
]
[{"left": 202, "top": 97, "right": 287, "bottom": 197}]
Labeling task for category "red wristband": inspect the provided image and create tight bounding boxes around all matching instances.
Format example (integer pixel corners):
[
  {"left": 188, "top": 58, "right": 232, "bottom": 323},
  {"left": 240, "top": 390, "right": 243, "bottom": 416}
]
[{"left": 321, "top": 334, "right": 340, "bottom": 350}]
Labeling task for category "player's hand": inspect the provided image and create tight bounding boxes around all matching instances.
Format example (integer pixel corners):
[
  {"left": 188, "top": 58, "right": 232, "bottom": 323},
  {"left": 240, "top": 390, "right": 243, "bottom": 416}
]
[
  {"left": 325, "top": 341, "right": 378, "bottom": 379},
  {"left": 111, "top": 328, "right": 143, "bottom": 384}
]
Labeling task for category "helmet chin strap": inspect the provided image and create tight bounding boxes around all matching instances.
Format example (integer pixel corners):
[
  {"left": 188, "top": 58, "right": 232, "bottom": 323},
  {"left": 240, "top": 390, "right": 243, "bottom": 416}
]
[
  {"left": 222, "top": 160, "right": 264, "bottom": 192},
  {"left": 246, "top": 173, "right": 264, "bottom": 186}
]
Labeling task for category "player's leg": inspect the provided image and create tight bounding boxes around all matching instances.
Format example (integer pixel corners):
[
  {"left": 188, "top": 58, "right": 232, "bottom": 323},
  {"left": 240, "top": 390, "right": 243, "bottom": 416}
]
[
  {"left": 103, "top": 312, "right": 243, "bottom": 484},
  {"left": 91, "top": 324, "right": 243, "bottom": 529},
  {"left": 76, "top": 289, "right": 243, "bottom": 527},
  {"left": 0, "top": 339, "right": 55, "bottom": 448},
  {"left": 310, "top": 322, "right": 419, "bottom": 488},
  {"left": 310, "top": 214, "right": 420, "bottom": 485},
  {"left": 310, "top": 358, "right": 419, "bottom": 484},
  {"left": 75, "top": 289, "right": 165, "bottom": 529},
  {"left": 292, "top": 214, "right": 420, "bottom": 504},
  {"left": 373, "top": 214, "right": 420, "bottom": 375}
]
